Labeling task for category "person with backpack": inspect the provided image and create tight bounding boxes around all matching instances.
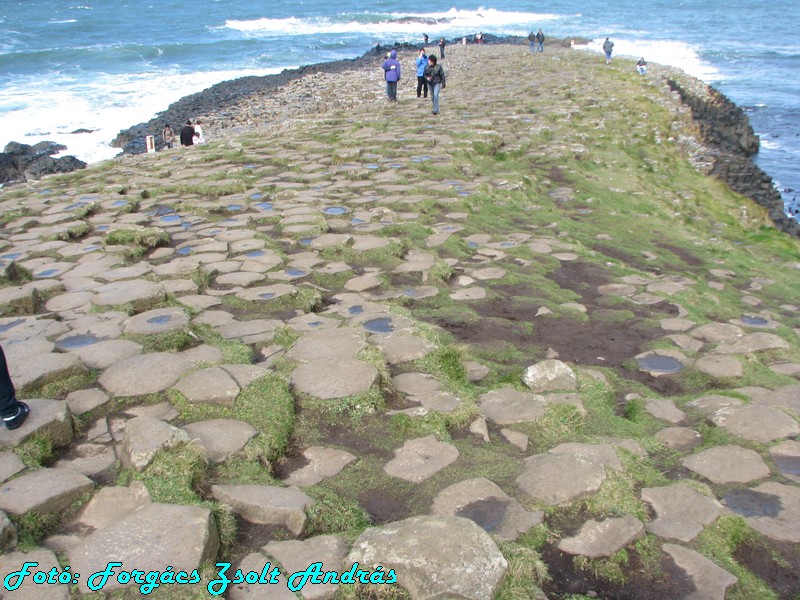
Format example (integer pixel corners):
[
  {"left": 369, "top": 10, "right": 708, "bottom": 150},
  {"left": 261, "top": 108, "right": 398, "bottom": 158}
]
[
  {"left": 603, "top": 37, "right": 615, "bottom": 64},
  {"left": 424, "top": 54, "right": 446, "bottom": 115},
  {"left": 415, "top": 48, "right": 429, "bottom": 98},
  {"left": 382, "top": 49, "right": 401, "bottom": 102},
  {"left": 536, "top": 29, "right": 545, "bottom": 52}
]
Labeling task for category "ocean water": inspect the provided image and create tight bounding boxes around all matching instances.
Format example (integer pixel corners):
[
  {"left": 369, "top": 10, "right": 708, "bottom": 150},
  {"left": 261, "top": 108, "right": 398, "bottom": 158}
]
[{"left": 1, "top": 0, "right": 798, "bottom": 213}]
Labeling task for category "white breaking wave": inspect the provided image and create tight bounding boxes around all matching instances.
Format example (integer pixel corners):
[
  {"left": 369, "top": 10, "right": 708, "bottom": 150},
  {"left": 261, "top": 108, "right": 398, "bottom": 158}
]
[
  {"left": 223, "top": 8, "right": 568, "bottom": 38},
  {"left": 580, "top": 37, "right": 722, "bottom": 82},
  {"left": 0, "top": 66, "right": 289, "bottom": 164}
]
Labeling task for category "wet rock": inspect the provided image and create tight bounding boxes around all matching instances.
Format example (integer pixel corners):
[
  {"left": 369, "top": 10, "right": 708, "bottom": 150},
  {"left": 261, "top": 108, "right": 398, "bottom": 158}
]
[
  {"left": 642, "top": 483, "right": 721, "bottom": 542},
  {"left": 729, "top": 482, "right": 800, "bottom": 543},
  {"left": 769, "top": 440, "right": 800, "bottom": 482},
  {"left": 431, "top": 477, "right": 543, "bottom": 541},
  {"left": 347, "top": 515, "right": 507, "bottom": 600},
  {"left": 663, "top": 544, "right": 737, "bottom": 600}
]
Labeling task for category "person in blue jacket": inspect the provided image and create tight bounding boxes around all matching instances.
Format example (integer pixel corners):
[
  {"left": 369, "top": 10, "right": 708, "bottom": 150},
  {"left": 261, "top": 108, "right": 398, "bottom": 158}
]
[
  {"left": 415, "top": 48, "right": 428, "bottom": 98},
  {"left": 382, "top": 49, "right": 401, "bottom": 102}
]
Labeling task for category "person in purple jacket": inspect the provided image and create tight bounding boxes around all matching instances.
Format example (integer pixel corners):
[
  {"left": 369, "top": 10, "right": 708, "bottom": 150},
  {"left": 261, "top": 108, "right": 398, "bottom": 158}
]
[{"left": 382, "top": 49, "right": 401, "bottom": 102}]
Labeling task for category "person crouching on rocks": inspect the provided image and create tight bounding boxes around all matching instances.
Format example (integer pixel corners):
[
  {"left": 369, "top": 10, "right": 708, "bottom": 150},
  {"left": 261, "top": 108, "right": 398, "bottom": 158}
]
[
  {"left": 424, "top": 54, "right": 446, "bottom": 115},
  {"left": 180, "top": 120, "right": 195, "bottom": 147},
  {"left": 416, "top": 49, "right": 429, "bottom": 98},
  {"left": 636, "top": 57, "right": 647, "bottom": 75},
  {"left": 0, "top": 345, "right": 29, "bottom": 431},
  {"left": 382, "top": 49, "right": 401, "bottom": 102}
]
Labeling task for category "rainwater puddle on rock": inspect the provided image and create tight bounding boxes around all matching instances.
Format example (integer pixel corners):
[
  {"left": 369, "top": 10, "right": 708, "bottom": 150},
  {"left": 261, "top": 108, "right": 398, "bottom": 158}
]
[
  {"left": 500, "top": 242, "right": 515, "bottom": 248},
  {"left": 111, "top": 200, "right": 128, "bottom": 207},
  {"left": 177, "top": 246, "right": 194, "bottom": 256},
  {"left": 246, "top": 250, "right": 265, "bottom": 258},
  {"left": 259, "top": 292, "right": 275, "bottom": 300},
  {"left": 723, "top": 488, "right": 782, "bottom": 518},
  {"left": 467, "top": 242, "right": 479, "bottom": 248},
  {"left": 244, "top": 164, "right": 257, "bottom": 169},
  {"left": 577, "top": 209, "right": 593, "bottom": 214},
  {"left": 363, "top": 317, "right": 393, "bottom": 334},
  {"left": 388, "top": 163, "right": 404, "bottom": 169},
  {"left": 324, "top": 206, "right": 347, "bottom": 215},
  {"left": 458, "top": 191, "right": 471, "bottom": 197},
  {"left": 741, "top": 315, "right": 769, "bottom": 326},
  {"left": 308, "top": 321, "right": 323, "bottom": 328},
  {"left": 161, "top": 214, "right": 181, "bottom": 223},
  {"left": 96, "top": 225, "right": 109, "bottom": 232},
  {"left": 253, "top": 202, "right": 273, "bottom": 210},
  {"left": 66, "top": 202, "right": 89, "bottom": 210},
  {"left": 1, "top": 253, "right": 22, "bottom": 260},
  {"left": 456, "top": 498, "right": 510, "bottom": 533},
  {"left": 441, "top": 225, "right": 459, "bottom": 233},
  {"left": 35, "top": 269, "right": 59, "bottom": 279},
  {"left": 774, "top": 455, "right": 800, "bottom": 478},
  {"left": 637, "top": 355, "right": 684, "bottom": 373},
  {"left": 57, "top": 333, "right": 104, "bottom": 349},
  {"left": 348, "top": 305, "right": 364, "bottom": 315},
  {"left": 250, "top": 193, "right": 263, "bottom": 200},
  {"left": 146, "top": 315, "right": 172, "bottom": 325},
  {"left": 351, "top": 218, "right": 365, "bottom": 224},
  {"left": 299, "top": 238, "right": 314, "bottom": 246},
  {"left": 365, "top": 164, "right": 380, "bottom": 170},
  {"left": 285, "top": 269, "right": 306, "bottom": 277},
  {"left": 0, "top": 319, "right": 25, "bottom": 334},
  {"left": 228, "top": 204, "right": 244, "bottom": 211},
  {"left": 403, "top": 289, "right": 420, "bottom": 298},
  {"left": 410, "top": 156, "right": 432, "bottom": 163}
]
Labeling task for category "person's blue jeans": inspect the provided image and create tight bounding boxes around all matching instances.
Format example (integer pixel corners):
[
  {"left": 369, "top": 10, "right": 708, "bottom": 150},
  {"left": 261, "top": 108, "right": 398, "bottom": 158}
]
[
  {"left": 386, "top": 81, "right": 397, "bottom": 101},
  {"left": 538, "top": 42, "right": 544, "bottom": 52},
  {"left": 431, "top": 83, "right": 441, "bottom": 114},
  {"left": 529, "top": 42, "right": 535, "bottom": 53}
]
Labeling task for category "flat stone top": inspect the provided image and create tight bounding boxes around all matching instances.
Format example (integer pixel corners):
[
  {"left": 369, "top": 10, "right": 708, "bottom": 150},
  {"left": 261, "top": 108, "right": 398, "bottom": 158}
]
[
  {"left": 98, "top": 352, "right": 193, "bottom": 396},
  {"left": 709, "top": 404, "right": 799, "bottom": 443},
  {"left": 479, "top": 388, "right": 547, "bottom": 425},
  {"left": 286, "top": 327, "right": 366, "bottom": 362},
  {"left": 516, "top": 453, "right": 607, "bottom": 506},
  {"left": 384, "top": 435, "right": 459, "bottom": 483},
  {"left": 0, "top": 467, "right": 93, "bottom": 515},
  {"left": 642, "top": 483, "right": 721, "bottom": 542},
  {"left": 291, "top": 357, "right": 378, "bottom": 400},
  {"left": 681, "top": 445, "right": 770, "bottom": 484},
  {"left": 558, "top": 515, "right": 644, "bottom": 558}
]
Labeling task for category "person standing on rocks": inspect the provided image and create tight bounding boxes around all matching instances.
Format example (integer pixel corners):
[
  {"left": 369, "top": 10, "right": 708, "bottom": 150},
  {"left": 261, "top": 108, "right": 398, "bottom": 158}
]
[
  {"left": 0, "top": 346, "right": 29, "bottom": 431},
  {"left": 423, "top": 33, "right": 429, "bottom": 44},
  {"left": 162, "top": 123, "right": 175, "bottom": 150},
  {"left": 603, "top": 37, "right": 615, "bottom": 64},
  {"left": 424, "top": 54, "right": 446, "bottom": 115},
  {"left": 536, "top": 29, "right": 545, "bottom": 52},
  {"left": 382, "top": 49, "right": 401, "bottom": 102},
  {"left": 416, "top": 48, "right": 429, "bottom": 98},
  {"left": 179, "top": 120, "right": 195, "bottom": 147},
  {"left": 438, "top": 37, "right": 446, "bottom": 59},
  {"left": 528, "top": 31, "right": 536, "bottom": 53}
]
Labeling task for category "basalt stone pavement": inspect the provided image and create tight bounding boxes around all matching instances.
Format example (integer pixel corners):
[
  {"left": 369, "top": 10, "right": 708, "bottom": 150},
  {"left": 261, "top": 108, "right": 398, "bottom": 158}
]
[{"left": 0, "top": 43, "right": 797, "bottom": 598}]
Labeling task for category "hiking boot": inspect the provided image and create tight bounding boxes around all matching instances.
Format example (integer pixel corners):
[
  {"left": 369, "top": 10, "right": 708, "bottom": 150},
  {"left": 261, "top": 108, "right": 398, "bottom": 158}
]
[{"left": 4, "top": 401, "right": 29, "bottom": 430}]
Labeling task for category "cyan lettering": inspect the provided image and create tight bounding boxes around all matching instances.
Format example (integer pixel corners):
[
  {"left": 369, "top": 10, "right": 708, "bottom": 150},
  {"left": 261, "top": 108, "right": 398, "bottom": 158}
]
[
  {"left": 207, "top": 563, "right": 232, "bottom": 596},
  {"left": 4, "top": 562, "right": 36, "bottom": 591},
  {"left": 87, "top": 562, "right": 122, "bottom": 591}
]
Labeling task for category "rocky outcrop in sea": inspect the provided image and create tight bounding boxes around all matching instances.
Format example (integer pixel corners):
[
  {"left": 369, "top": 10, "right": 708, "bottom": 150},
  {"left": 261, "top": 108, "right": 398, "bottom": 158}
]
[{"left": 0, "top": 141, "right": 86, "bottom": 185}]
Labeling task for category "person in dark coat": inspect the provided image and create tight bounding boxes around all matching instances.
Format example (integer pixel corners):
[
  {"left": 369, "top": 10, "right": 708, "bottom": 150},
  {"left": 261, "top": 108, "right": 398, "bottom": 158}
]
[
  {"left": 424, "top": 54, "right": 446, "bottom": 115},
  {"left": 536, "top": 29, "right": 545, "bottom": 52},
  {"left": 0, "top": 346, "right": 29, "bottom": 430},
  {"left": 603, "top": 38, "right": 614, "bottom": 64},
  {"left": 179, "top": 121, "right": 195, "bottom": 146},
  {"left": 438, "top": 37, "right": 446, "bottom": 59}
]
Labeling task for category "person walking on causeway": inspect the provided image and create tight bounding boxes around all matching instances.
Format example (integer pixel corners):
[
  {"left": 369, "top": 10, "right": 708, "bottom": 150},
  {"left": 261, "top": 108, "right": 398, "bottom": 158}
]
[
  {"left": 536, "top": 29, "right": 545, "bottom": 52},
  {"left": 603, "top": 38, "right": 614, "bottom": 64},
  {"left": 0, "top": 346, "right": 29, "bottom": 431},
  {"left": 424, "top": 54, "right": 446, "bottom": 115},
  {"left": 416, "top": 49, "right": 428, "bottom": 98},
  {"left": 438, "top": 37, "right": 446, "bottom": 59},
  {"left": 382, "top": 49, "right": 401, "bottom": 102}
]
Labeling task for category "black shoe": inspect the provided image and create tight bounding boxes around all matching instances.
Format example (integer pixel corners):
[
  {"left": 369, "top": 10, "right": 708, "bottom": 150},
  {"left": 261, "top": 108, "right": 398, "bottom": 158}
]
[{"left": 5, "top": 401, "right": 29, "bottom": 430}]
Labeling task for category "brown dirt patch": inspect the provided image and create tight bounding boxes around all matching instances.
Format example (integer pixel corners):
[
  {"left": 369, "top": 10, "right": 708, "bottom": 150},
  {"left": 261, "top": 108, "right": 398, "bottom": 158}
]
[
  {"left": 734, "top": 539, "right": 800, "bottom": 599},
  {"left": 655, "top": 241, "right": 706, "bottom": 269}
]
